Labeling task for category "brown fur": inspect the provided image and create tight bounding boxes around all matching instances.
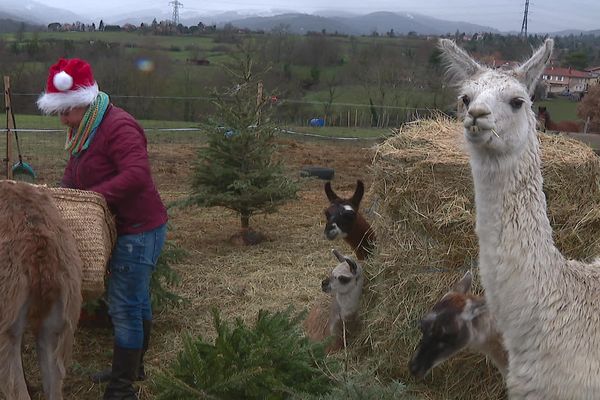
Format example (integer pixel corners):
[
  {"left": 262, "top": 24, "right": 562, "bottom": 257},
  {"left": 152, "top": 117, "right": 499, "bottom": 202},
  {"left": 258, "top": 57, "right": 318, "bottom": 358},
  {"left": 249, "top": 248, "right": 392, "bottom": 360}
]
[
  {"left": 323, "top": 180, "right": 376, "bottom": 261},
  {"left": 410, "top": 272, "right": 507, "bottom": 379},
  {"left": 303, "top": 295, "right": 360, "bottom": 353},
  {"left": 344, "top": 213, "right": 375, "bottom": 261},
  {"left": 0, "top": 181, "right": 83, "bottom": 400}
]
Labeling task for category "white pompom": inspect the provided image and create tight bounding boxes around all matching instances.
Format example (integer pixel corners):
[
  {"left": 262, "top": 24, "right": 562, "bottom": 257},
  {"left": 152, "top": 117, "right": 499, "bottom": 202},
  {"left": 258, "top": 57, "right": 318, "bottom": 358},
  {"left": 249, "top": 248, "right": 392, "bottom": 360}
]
[{"left": 53, "top": 71, "right": 73, "bottom": 91}]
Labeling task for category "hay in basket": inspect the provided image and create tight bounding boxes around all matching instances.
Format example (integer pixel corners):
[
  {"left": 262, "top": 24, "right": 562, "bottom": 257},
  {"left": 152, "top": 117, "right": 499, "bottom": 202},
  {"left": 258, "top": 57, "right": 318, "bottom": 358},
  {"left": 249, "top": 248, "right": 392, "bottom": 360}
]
[
  {"left": 47, "top": 187, "right": 116, "bottom": 300},
  {"left": 354, "top": 115, "right": 600, "bottom": 400}
]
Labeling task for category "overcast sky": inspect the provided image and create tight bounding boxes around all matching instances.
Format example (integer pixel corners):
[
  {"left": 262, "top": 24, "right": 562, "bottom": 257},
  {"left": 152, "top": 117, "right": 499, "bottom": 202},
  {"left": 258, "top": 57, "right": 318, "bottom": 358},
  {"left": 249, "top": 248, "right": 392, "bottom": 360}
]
[{"left": 29, "top": 0, "right": 600, "bottom": 33}]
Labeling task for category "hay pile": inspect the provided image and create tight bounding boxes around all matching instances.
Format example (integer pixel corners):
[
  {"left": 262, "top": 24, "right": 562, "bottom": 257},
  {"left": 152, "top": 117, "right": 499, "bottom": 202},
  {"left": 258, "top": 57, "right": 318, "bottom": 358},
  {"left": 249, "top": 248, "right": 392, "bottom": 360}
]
[{"left": 357, "top": 116, "right": 600, "bottom": 400}]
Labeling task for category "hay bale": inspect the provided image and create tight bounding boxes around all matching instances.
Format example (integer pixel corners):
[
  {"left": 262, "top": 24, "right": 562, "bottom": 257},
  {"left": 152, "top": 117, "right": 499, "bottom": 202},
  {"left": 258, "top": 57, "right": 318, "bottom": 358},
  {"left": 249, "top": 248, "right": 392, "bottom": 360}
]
[{"left": 358, "top": 116, "right": 600, "bottom": 399}]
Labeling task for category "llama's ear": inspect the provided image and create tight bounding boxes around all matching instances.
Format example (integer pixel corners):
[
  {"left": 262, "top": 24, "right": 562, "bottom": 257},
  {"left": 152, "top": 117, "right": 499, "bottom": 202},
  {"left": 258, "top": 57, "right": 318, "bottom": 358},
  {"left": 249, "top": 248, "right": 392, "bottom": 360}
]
[
  {"left": 332, "top": 248, "right": 346, "bottom": 263},
  {"left": 351, "top": 180, "right": 364, "bottom": 208},
  {"left": 438, "top": 39, "right": 483, "bottom": 83},
  {"left": 514, "top": 39, "right": 553, "bottom": 96},
  {"left": 344, "top": 257, "right": 359, "bottom": 275},
  {"left": 325, "top": 181, "right": 339, "bottom": 202},
  {"left": 462, "top": 298, "right": 486, "bottom": 321},
  {"left": 452, "top": 271, "right": 473, "bottom": 294}
]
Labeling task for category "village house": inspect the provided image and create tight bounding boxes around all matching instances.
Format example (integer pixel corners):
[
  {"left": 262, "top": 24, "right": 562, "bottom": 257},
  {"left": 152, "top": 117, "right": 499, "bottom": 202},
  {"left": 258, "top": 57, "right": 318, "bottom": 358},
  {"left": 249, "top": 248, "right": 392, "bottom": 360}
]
[{"left": 541, "top": 66, "right": 596, "bottom": 95}]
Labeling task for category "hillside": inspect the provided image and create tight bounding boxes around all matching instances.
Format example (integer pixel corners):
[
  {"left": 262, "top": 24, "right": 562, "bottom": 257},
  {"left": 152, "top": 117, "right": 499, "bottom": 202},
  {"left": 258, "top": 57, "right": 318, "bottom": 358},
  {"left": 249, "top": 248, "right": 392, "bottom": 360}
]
[
  {"left": 0, "top": 10, "right": 43, "bottom": 32},
  {"left": 0, "top": 0, "right": 87, "bottom": 25},
  {"left": 227, "top": 11, "right": 499, "bottom": 35},
  {"left": 227, "top": 13, "right": 357, "bottom": 34}
]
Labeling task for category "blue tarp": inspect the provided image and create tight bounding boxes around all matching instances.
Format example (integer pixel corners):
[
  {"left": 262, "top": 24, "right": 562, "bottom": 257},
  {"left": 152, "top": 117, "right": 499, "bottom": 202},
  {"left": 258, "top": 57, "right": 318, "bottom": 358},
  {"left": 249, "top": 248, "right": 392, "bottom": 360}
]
[{"left": 309, "top": 118, "right": 325, "bottom": 127}]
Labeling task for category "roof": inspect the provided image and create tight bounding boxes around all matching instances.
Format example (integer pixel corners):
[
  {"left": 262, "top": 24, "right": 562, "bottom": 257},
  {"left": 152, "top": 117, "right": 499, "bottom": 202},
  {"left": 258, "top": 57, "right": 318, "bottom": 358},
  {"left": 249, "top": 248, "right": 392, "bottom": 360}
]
[
  {"left": 477, "top": 56, "right": 519, "bottom": 70},
  {"left": 543, "top": 66, "right": 593, "bottom": 79}
]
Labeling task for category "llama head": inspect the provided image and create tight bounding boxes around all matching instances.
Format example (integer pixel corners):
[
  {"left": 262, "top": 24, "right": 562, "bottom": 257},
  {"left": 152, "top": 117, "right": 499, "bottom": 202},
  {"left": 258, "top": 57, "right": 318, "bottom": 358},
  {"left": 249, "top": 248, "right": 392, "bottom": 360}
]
[
  {"left": 409, "top": 271, "right": 487, "bottom": 379},
  {"left": 323, "top": 180, "right": 364, "bottom": 240},
  {"left": 438, "top": 39, "right": 553, "bottom": 157},
  {"left": 321, "top": 249, "right": 364, "bottom": 297},
  {"left": 536, "top": 106, "right": 549, "bottom": 130}
]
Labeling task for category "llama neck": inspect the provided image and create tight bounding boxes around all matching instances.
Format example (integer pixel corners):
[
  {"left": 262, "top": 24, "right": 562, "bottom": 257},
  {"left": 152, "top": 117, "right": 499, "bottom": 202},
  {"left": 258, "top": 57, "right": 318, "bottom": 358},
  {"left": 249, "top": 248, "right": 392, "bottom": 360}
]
[
  {"left": 471, "top": 314, "right": 508, "bottom": 377},
  {"left": 345, "top": 214, "right": 375, "bottom": 260},
  {"left": 470, "top": 131, "right": 564, "bottom": 300},
  {"left": 333, "top": 278, "right": 363, "bottom": 321}
]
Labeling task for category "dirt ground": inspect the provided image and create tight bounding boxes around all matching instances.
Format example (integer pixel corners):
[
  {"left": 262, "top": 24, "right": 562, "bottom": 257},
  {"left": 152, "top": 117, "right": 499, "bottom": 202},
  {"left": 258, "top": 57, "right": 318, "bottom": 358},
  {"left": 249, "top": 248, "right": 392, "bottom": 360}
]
[{"left": 17, "top": 135, "right": 378, "bottom": 399}]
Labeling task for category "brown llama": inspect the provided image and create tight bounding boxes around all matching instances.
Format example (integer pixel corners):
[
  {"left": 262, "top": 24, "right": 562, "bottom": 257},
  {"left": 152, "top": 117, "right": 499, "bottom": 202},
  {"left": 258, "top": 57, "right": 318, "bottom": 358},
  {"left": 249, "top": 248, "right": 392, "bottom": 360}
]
[
  {"left": 537, "top": 106, "right": 582, "bottom": 132},
  {"left": 303, "top": 249, "right": 363, "bottom": 353},
  {"left": 0, "top": 181, "right": 83, "bottom": 400},
  {"left": 409, "top": 271, "right": 507, "bottom": 379},
  {"left": 323, "top": 180, "right": 376, "bottom": 260}
]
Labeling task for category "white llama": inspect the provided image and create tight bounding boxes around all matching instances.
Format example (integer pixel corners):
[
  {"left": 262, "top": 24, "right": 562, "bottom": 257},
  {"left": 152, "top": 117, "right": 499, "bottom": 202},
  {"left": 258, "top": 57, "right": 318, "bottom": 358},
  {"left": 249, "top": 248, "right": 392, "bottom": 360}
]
[
  {"left": 303, "top": 249, "right": 363, "bottom": 352},
  {"left": 439, "top": 38, "right": 600, "bottom": 399}
]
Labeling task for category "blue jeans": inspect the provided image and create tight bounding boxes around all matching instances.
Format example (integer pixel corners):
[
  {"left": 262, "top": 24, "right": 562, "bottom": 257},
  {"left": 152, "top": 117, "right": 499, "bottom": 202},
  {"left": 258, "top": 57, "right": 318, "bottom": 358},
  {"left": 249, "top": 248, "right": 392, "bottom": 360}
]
[{"left": 107, "top": 224, "right": 167, "bottom": 349}]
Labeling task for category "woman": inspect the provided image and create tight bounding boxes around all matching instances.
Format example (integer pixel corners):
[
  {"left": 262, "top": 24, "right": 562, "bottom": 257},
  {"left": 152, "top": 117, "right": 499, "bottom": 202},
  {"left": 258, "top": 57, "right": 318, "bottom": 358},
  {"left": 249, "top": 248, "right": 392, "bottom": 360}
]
[{"left": 38, "top": 58, "right": 168, "bottom": 400}]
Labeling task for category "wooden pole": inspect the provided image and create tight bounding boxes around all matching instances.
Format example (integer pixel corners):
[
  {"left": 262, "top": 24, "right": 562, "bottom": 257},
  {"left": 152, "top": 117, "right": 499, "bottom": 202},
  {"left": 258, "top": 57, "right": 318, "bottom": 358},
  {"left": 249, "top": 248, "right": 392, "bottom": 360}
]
[
  {"left": 4, "top": 76, "right": 13, "bottom": 180},
  {"left": 256, "top": 80, "right": 263, "bottom": 126},
  {"left": 584, "top": 116, "right": 590, "bottom": 134}
]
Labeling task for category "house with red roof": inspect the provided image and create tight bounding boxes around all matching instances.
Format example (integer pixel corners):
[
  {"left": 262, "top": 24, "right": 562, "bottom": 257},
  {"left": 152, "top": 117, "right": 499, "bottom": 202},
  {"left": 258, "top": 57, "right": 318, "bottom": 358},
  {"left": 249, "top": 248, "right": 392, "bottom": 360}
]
[{"left": 541, "top": 66, "right": 595, "bottom": 94}]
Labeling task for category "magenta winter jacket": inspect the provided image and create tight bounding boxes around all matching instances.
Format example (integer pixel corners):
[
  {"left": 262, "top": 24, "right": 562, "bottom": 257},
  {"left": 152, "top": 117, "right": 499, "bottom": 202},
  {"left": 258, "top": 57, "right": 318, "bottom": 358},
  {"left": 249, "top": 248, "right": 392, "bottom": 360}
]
[{"left": 61, "top": 104, "right": 168, "bottom": 235}]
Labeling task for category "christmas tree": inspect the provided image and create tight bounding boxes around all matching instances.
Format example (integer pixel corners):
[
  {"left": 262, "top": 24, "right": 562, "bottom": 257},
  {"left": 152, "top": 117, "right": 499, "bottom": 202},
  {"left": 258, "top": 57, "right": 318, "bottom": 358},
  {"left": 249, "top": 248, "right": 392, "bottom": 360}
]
[{"left": 188, "top": 42, "right": 297, "bottom": 244}]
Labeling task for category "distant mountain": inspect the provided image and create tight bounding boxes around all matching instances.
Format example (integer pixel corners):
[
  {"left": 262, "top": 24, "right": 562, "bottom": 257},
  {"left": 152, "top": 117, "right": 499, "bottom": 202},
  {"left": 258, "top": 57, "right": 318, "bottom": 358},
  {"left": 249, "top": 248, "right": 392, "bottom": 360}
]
[
  {"left": 314, "top": 10, "right": 360, "bottom": 19},
  {"left": 109, "top": 8, "right": 171, "bottom": 26},
  {"left": 226, "top": 13, "right": 357, "bottom": 34},
  {"left": 0, "top": 10, "right": 43, "bottom": 32},
  {"left": 550, "top": 29, "right": 600, "bottom": 37},
  {"left": 227, "top": 11, "right": 498, "bottom": 35},
  {"left": 0, "top": 0, "right": 87, "bottom": 25}
]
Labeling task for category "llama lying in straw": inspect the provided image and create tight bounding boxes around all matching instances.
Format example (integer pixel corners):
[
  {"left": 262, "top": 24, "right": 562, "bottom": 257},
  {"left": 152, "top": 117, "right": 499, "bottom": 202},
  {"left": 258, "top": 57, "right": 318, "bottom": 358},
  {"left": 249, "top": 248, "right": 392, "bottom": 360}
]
[
  {"left": 439, "top": 37, "right": 600, "bottom": 398},
  {"left": 409, "top": 271, "right": 507, "bottom": 379},
  {"left": 0, "top": 181, "right": 83, "bottom": 400},
  {"left": 324, "top": 180, "right": 376, "bottom": 260},
  {"left": 303, "top": 249, "right": 363, "bottom": 352}
]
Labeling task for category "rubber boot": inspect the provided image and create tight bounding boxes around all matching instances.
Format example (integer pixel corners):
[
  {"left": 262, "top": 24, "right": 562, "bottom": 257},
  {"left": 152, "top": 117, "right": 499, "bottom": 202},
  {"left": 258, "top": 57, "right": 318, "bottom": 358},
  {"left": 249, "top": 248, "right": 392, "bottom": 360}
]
[
  {"left": 102, "top": 345, "right": 142, "bottom": 400},
  {"left": 91, "top": 320, "right": 151, "bottom": 383}
]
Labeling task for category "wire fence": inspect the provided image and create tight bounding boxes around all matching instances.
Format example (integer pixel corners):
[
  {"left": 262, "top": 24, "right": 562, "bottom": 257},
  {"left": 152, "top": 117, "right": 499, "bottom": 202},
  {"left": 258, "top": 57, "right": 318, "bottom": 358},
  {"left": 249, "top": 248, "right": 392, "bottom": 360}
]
[
  {"left": 0, "top": 129, "right": 208, "bottom": 186},
  {"left": 10, "top": 92, "right": 447, "bottom": 129}
]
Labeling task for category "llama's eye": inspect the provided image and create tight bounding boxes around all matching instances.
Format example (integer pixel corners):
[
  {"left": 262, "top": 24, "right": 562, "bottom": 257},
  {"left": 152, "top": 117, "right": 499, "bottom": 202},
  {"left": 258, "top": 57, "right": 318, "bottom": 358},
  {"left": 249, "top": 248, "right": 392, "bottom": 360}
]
[
  {"left": 461, "top": 95, "right": 470, "bottom": 106},
  {"left": 338, "top": 276, "right": 352, "bottom": 284},
  {"left": 510, "top": 98, "right": 524, "bottom": 109}
]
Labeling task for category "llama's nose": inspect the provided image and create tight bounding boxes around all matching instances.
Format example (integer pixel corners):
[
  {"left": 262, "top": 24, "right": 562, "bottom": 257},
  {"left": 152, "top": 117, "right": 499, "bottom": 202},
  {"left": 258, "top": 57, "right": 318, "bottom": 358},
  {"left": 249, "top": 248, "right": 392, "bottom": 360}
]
[
  {"left": 321, "top": 278, "right": 330, "bottom": 292},
  {"left": 467, "top": 105, "right": 491, "bottom": 121}
]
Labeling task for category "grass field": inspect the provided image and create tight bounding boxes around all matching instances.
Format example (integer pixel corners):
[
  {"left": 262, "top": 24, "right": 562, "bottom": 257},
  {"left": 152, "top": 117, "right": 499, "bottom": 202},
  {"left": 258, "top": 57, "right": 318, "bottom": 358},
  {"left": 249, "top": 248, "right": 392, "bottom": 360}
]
[{"left": 535, "top": 97, "right": 580, "bottom": 121}]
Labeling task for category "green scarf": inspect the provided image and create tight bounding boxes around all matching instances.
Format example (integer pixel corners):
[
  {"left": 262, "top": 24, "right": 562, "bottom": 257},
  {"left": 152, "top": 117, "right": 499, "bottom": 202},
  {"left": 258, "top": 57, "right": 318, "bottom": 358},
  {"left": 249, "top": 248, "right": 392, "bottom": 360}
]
[{"left": 65, "top": 91, "right": 110, "bottom": 156}]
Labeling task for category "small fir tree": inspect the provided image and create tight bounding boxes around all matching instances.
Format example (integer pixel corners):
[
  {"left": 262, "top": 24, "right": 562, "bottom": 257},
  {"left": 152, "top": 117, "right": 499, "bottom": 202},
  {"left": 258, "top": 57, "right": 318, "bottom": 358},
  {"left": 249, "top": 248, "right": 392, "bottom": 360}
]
[
  {"left": 187, "top": 42, "right": 297, "bottom": 242},
  {"left": 150, "top": 240, "right": 185, "bottom": 310},
  {"left": 153, "top": 308, "right": 337, "bottom": 399}
]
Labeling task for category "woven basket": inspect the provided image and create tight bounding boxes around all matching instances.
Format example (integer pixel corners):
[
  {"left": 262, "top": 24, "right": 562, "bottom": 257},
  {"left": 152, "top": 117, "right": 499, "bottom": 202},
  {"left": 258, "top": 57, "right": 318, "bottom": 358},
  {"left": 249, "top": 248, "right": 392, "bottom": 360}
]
[{"left": 46, "top": 187, "right": 117, "bottom": 299}]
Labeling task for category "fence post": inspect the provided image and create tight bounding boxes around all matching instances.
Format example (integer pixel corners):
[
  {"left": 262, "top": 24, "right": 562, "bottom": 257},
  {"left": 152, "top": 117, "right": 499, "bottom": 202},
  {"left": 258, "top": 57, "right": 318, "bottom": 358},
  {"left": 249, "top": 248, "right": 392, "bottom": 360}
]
[{"left": 4, "top": 76, "right": 13, "bottom": 180}]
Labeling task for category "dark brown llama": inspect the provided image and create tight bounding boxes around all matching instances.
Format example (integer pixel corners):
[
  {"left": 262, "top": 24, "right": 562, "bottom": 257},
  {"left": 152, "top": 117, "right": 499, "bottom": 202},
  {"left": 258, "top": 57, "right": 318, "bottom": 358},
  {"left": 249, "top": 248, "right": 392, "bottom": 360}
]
[
  {"left": 0, "top": 181, "right": 83, "bottom": 400},
  {"left": 323, "top": 180, "right": 375, "bottom": 260},
  {"left": 537, "top": 106, "right": 582, "bottom": 132}
]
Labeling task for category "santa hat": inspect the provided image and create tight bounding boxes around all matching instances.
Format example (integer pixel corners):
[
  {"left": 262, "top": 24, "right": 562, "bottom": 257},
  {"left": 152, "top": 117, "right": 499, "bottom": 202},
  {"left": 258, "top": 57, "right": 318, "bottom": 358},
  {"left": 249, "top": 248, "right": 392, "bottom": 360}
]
[{"left": 37, "top": 58, "right": 99, "bottom": 114}]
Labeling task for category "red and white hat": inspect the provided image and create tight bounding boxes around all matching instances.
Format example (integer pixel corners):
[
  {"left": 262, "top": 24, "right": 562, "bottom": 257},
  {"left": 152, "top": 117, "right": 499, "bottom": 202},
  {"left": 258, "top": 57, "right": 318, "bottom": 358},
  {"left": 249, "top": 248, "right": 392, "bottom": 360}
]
[{"left": 37, "top": 58, "right": 99, "bottom": 114}]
